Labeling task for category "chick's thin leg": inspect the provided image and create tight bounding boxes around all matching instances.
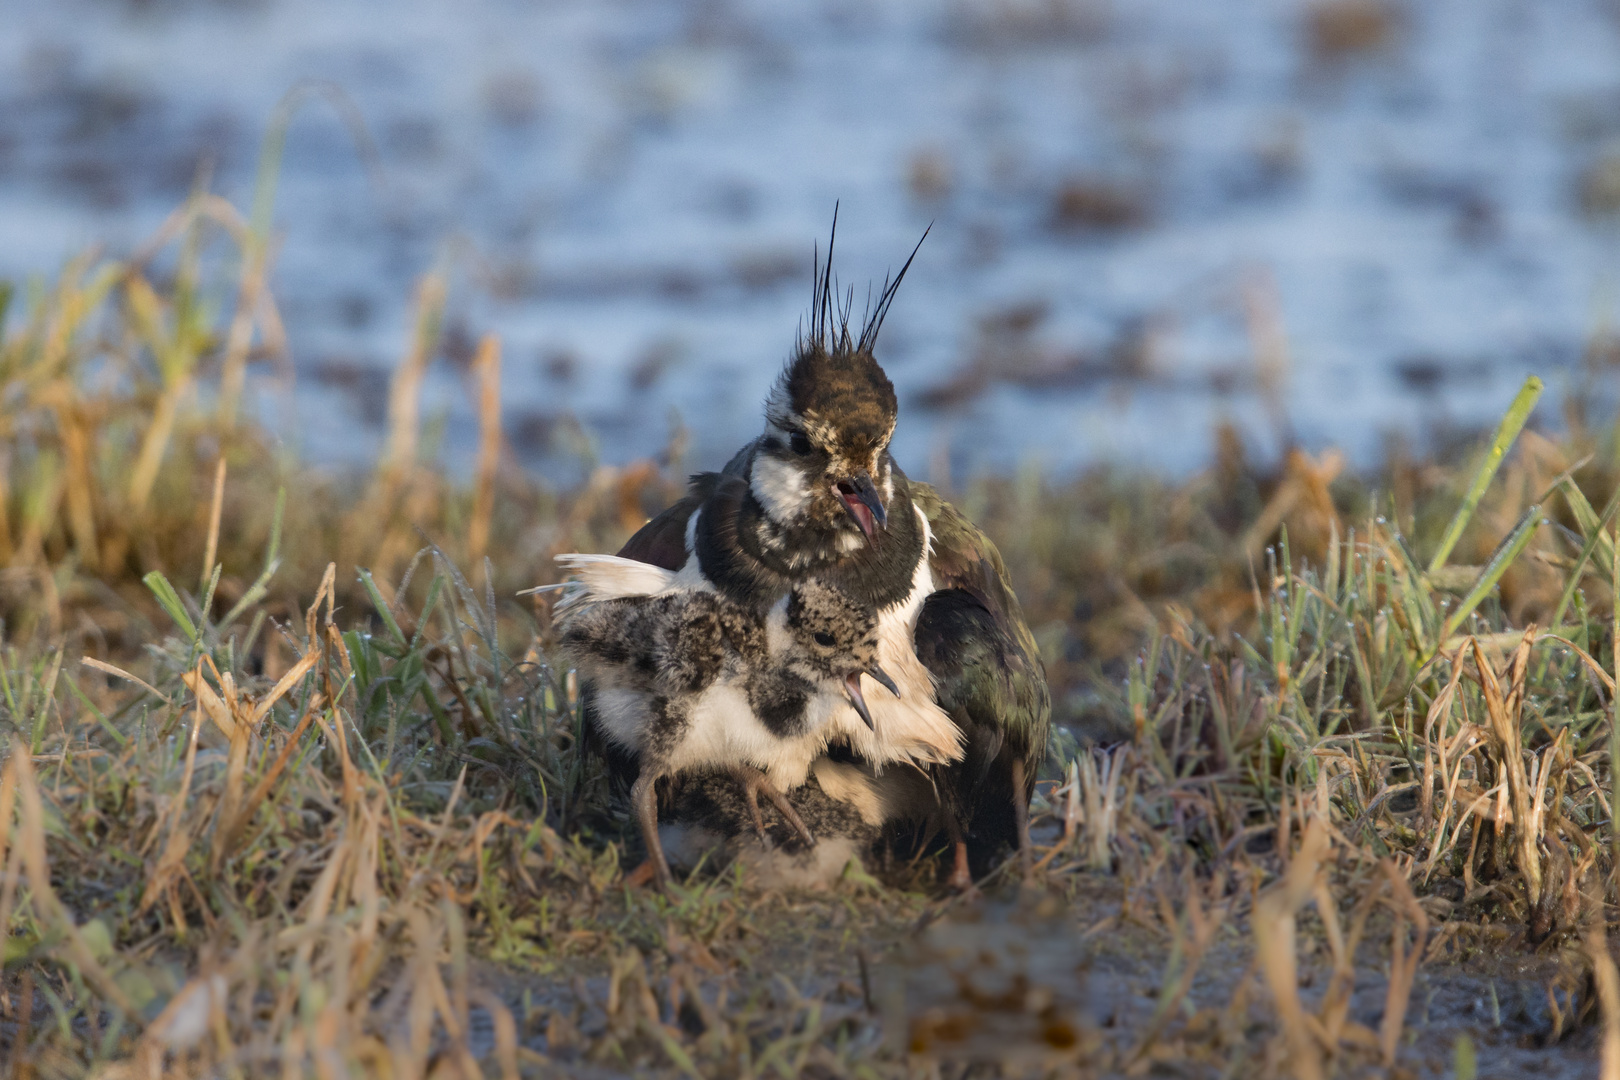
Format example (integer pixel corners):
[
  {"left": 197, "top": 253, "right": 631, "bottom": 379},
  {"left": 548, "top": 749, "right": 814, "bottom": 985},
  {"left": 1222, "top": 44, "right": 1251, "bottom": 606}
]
[
  {"left": 731, "top": 766, "right": 815, "bottom": 848},
  {"left": 631, "top": 771, "right": 673, "bottom": 888}
]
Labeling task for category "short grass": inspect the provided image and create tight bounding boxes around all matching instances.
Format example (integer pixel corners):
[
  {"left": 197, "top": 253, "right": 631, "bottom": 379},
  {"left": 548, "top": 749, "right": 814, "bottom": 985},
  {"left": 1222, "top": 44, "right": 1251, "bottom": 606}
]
[{"left": 3, "top": 181, "right": 1620, "bottom": 1077}]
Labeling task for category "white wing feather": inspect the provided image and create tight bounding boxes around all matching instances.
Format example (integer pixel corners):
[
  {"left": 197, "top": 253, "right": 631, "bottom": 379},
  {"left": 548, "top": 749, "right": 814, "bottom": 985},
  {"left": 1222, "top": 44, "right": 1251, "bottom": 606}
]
[{"left": 553, "top": 553, "right": 677, "bottom": 605}]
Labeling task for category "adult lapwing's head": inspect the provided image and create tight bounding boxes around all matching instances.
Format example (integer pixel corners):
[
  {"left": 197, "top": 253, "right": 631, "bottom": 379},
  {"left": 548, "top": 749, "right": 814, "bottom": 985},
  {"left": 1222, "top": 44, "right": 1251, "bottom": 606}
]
[{"left": 750, "top": 217, "right": 927, "bottom": 552}]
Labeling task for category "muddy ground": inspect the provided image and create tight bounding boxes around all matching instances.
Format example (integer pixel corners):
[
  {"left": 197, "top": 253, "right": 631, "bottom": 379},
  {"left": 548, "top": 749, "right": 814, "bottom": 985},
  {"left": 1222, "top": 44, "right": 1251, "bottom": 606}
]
[{"left": 453, "top": 860, "right": 1604, "bottom": 1078}]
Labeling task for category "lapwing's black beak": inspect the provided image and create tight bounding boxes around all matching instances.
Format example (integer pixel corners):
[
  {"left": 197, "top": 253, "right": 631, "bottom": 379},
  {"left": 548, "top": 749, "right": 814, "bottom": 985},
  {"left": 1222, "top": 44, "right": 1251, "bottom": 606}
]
[
  {"left": 835, "top": 471, "right": 888, "bottom": 547},
  {"left": 843, "top": 672, "right": 876, "bottom": 730},
  {"left": 867, "top": 663, "right": 900, "bottom": 697}
]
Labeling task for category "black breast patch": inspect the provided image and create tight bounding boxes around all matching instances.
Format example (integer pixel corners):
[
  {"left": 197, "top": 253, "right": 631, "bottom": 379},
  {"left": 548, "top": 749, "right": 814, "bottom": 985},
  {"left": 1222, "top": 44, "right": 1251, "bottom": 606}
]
[
  {"left": 696, "top": 466, "right": 925, "bottom": 616},
  {"left": 746, "top": 669, "right": 815, "bottom": 738}
]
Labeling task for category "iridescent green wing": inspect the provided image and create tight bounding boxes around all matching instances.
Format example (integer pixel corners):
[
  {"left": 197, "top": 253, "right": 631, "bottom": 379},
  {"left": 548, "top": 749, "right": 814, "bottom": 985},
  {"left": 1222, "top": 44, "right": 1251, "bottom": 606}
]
[{"left": 910, "top": 482, "right": 1051, "bottom": 804}]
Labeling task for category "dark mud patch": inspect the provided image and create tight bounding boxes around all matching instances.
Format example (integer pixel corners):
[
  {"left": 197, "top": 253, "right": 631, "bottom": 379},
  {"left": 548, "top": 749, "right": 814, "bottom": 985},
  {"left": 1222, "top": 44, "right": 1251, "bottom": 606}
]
[{"left": 455, "top": 872, "right": 1606, "bottom": 1077}]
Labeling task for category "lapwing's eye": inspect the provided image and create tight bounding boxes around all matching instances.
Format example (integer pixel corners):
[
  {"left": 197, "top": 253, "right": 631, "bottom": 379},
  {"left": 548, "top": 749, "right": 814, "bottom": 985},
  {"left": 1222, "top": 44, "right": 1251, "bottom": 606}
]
[
  {"left": 813, "top": 631, "right": 835, "bottom": 647},
  {"left": 789, "top": 432, "right": 813, "bottom": 455}
]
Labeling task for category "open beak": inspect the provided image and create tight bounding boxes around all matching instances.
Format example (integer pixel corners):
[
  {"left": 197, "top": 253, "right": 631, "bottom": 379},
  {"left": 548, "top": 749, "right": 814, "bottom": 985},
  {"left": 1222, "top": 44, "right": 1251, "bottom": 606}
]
[
  {"left": 835, "top": 471, "right": 888, "bottom": 547},
  {"left": 843, "top": 673, "right": 876, "bottom": 730},
  {"left": 867, "top": 663, "right": 899, "bottom": 697},
  {"left": 843, "top": 666, "right": 899, "bottom": 731}
]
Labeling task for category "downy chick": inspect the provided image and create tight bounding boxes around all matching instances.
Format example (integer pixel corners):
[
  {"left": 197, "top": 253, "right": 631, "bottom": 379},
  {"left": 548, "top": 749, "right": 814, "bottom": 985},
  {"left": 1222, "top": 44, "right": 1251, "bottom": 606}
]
[{"left": 552, "top": 554, "right": 897, "bottom": 887}]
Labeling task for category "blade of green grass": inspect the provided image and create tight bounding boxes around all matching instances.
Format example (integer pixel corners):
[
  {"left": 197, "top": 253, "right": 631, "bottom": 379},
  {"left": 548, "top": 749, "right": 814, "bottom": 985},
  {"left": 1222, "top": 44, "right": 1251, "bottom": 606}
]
[
  {"left": 1428, "top": 374, "right": 1543, "bottom": 574},
  {"left": 218, "top": 559, "right": 282, "bottom": 630},
  {"left": 358, "top": 568, "right": 407, "bottom": 648},
  {"left": 1559, "top": 477, "right": 1617, "bottom": 579},
  {"left": 216, "top": 490, "right": 286, "bottom": 629},
  {"left": 264, "top": 486, "right": 286, "bottom": 571},
  {"left": 1438, "top": 503, "right": 1545, "bottom": 644},
  {"left": 30, "top": 647, "right": 63, "bottom": 754},
  {"left": 142, "top": 571, "right": 199, "bottom": 644},
  {"left": 1389, "top": 522, "right": 1439, "bottom": 654},
  {"left": 1547, "top": 485, "right": 1620, "bottom": 633},
  {"left": 63, "top": 674, "right": 127, "bottom": 748}
]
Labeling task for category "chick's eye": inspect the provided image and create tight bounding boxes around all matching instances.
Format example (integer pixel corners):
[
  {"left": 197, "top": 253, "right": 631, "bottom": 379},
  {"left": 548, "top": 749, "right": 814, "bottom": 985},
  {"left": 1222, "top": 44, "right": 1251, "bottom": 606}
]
[
  {"left": 789, "top": 432, "right": 812, "bottom": 455},
  {"left": 813, "top": 631, "right": 835, "bottom": 647}
]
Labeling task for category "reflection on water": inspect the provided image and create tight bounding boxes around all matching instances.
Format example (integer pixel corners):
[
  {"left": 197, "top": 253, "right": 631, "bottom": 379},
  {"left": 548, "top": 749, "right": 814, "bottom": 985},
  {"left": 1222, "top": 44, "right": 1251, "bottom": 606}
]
[{"left": 5, "top": 0, "right": 1620, "bottom": 479}]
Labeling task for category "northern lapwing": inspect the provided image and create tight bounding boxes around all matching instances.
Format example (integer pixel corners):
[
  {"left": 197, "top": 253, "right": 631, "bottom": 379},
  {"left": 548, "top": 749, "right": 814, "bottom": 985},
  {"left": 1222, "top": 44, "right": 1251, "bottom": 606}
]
[
  {"left": 553, "top": 544, "right": 902, "bottom": 888},
  {"left": 609, "top": 220, "right": 1051, "bottom": 890}
]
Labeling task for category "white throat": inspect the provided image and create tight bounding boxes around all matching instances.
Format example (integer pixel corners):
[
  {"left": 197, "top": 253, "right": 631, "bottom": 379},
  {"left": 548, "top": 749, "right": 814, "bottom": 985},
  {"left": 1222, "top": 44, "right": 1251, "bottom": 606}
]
[{"left": 750, "top": 450, "right": 812, "bottom": 525}]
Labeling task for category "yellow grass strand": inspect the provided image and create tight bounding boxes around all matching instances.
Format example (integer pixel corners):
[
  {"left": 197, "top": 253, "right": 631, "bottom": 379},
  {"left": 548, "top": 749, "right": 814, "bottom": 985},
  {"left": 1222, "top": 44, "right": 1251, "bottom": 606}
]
[
  {"left": 380, "top": 274, "right": 447, "bottom": 489},
  {"left": 469, "top": 333, "right": 502, "bottom": 564},
  {"left": 1253, "top": 815, "right": 1330, "bottom": 1080},
  {"left": 200, "top": 456, "right": 227, "bottom": 595},
  {"left": 1590, "top": 915, "right": 1620, "bottom": 1080}
]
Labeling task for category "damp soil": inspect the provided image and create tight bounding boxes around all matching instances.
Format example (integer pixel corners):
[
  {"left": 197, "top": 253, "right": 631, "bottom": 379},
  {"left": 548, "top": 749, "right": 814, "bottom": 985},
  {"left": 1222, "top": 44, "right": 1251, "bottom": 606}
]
[{"left": 458, "top": 869, "right": 1606, "bottom": 1078}]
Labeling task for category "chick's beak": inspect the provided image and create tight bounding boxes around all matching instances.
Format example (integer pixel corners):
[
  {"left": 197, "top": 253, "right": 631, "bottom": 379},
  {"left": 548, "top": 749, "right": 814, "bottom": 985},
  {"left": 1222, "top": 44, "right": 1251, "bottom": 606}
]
[
  {"left": 867, "top": 663, "right": 900, "bottom": 697},
  {"left": 843, "top": 672, "right": 876, "bottom": 730},
  {"left": 835, "top": 471, "right": 888, "bottom": 546}
]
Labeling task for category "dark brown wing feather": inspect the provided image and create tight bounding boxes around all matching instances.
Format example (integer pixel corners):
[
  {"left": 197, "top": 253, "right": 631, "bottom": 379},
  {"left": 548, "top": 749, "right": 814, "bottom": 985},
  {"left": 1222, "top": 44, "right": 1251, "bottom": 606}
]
[{"left": 616, "top": 472, "right": 722, "bottom": 569}]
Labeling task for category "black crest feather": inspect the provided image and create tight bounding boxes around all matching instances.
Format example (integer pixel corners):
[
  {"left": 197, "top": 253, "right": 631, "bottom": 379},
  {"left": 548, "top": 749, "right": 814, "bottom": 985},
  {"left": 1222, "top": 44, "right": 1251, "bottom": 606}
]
[
  {"left": 796, "top": 206, "right": 930, "bottom": 358},
  {"left": 857, "top": 222, "right": 930, "bottom": 354}
]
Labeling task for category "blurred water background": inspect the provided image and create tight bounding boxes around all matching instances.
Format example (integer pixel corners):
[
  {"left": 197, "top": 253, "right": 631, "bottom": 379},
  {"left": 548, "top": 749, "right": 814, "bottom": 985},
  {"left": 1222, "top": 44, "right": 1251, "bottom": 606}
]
[{"left": 7, "top": 0, "right": 1620, "bottom": 482}]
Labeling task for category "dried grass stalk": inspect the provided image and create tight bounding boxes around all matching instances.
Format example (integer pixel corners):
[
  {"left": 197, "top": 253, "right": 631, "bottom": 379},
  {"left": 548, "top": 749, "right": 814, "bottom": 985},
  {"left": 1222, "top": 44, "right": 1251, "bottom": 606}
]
[
  {"left": 1589, "top": 912, "right": 1620, "bottom": 1080},
  {"left": 469, "top": 333, "right": 503, "bottom": 564},
  {"left": 1254, "top": 814, "right": 1331, "bottom": 1080}
]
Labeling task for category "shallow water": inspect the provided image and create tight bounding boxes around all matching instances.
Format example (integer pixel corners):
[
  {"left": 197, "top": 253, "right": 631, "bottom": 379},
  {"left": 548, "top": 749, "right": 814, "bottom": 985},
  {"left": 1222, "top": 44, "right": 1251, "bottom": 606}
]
[{"left": 6, "top": 0, "right": 1620, "bottom": 481}]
